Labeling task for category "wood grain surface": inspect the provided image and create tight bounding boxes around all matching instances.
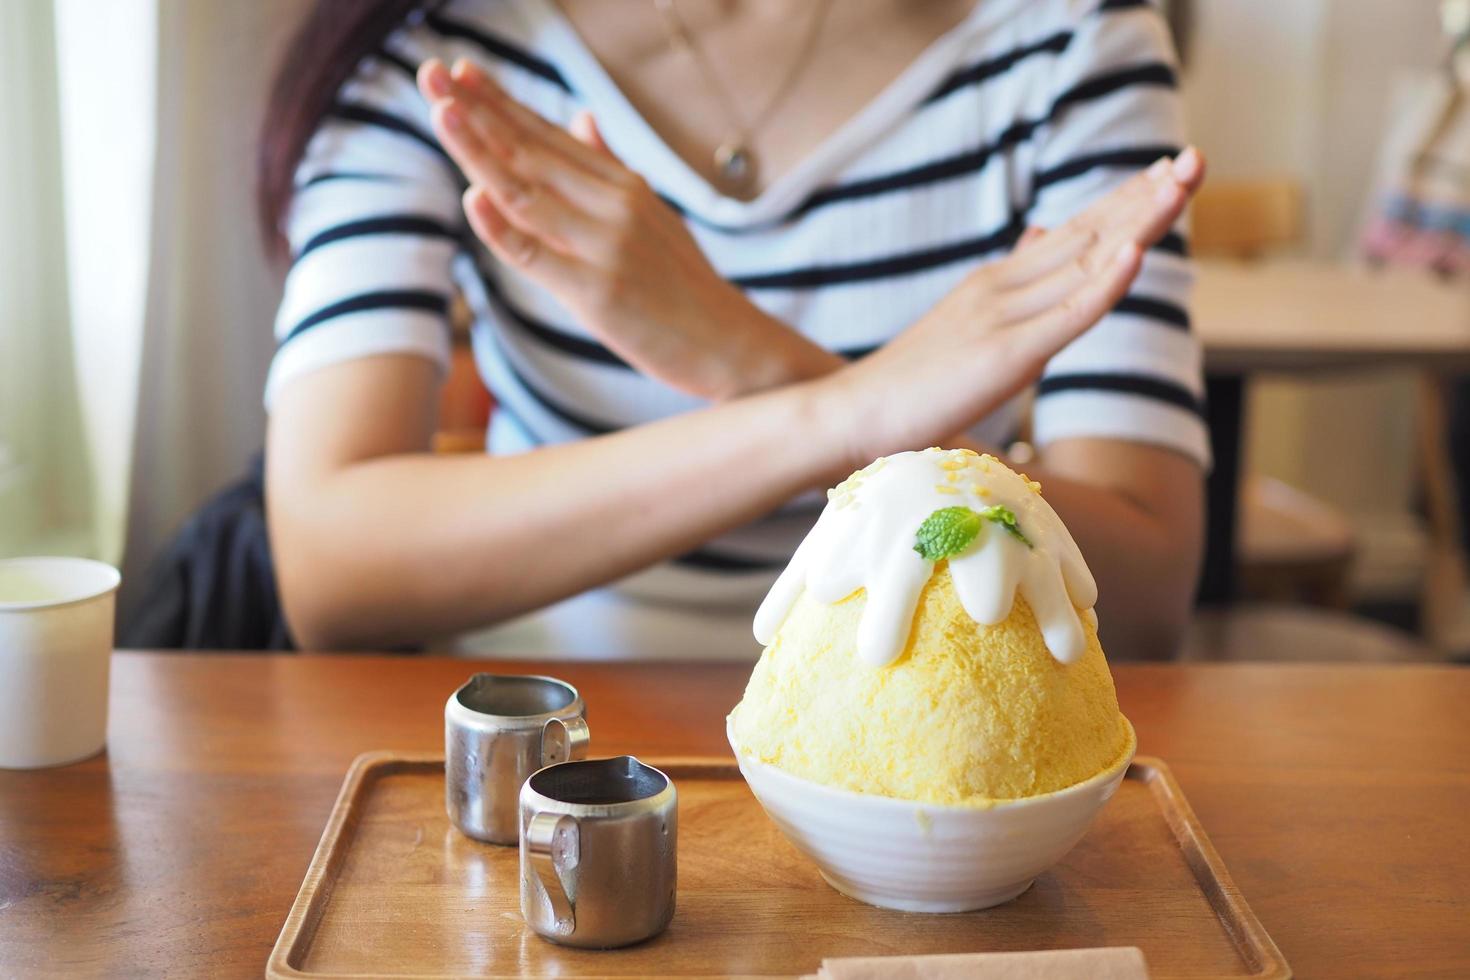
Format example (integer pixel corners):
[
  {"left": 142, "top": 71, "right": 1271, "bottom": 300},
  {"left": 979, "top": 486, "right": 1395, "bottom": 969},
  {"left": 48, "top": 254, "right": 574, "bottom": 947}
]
[
  {"left": 266, "top": 754, "right": 1286, "bottom": 979},
  {"left": 1, "top": 655, "right": 1468, "bottom": 978}
]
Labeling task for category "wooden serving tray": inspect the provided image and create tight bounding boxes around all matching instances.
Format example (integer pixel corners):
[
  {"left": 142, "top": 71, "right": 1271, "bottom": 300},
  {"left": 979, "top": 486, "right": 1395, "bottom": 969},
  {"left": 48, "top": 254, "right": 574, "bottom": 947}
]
[{"left": 268, "top": 752, "right": 1288, "bottom": 979}]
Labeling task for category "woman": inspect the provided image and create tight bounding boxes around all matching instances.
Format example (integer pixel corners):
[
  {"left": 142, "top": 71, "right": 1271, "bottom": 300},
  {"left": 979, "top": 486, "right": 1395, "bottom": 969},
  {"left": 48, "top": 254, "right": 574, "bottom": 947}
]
[{"left": 259, "top": 0, "right": 1207, "bottom": 659}]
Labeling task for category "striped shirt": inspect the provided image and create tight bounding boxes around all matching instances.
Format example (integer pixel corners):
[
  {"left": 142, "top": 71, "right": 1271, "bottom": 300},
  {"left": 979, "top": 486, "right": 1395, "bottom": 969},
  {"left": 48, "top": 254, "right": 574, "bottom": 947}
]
[{"left": 267, "top": 0, "right": 1207, "bottom": 659}]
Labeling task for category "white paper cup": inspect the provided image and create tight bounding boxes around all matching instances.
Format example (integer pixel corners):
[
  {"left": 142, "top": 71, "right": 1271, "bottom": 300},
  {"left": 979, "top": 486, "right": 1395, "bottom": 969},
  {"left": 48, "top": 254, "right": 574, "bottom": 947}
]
[{"left": 0, "top": 557, "right": 120, "bottom": 769}]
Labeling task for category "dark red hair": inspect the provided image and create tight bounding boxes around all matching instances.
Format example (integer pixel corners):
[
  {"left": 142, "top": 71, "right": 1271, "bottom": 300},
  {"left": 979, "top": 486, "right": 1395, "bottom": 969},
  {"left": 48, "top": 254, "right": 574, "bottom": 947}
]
[{"left": 256, "top": 0, "right": 426, "bottom": 259}]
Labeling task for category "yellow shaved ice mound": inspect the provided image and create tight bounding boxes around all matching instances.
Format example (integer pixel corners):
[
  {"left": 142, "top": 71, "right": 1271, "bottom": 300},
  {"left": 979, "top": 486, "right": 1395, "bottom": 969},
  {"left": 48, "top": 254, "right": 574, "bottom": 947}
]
[{"left": 729, "top": 564, "right": 1130, "bottom": 805}]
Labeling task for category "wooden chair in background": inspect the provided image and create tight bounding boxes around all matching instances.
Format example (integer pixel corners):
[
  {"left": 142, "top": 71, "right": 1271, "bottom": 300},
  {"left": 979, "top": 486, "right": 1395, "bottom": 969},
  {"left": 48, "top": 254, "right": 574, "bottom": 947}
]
[
  {"left": 1191, "top": 178, "right": 1305, "bottom": 258},
  {"left": 1191, "top": 177, "right": 1360, "bottom": 611}
]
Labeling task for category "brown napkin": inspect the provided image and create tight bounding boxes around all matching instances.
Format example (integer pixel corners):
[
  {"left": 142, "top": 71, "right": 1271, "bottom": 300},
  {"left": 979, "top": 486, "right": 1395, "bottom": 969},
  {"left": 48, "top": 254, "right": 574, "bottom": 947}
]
[{"left": 804, "top": 946, "right": 1149, "bottom": 980}]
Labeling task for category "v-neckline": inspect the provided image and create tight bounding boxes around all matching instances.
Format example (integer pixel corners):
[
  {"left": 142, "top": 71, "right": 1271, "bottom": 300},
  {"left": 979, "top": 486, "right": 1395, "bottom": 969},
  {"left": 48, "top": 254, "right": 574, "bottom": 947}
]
[{"left": 512, "top": 0, "right": 1023, "bottom": 229}]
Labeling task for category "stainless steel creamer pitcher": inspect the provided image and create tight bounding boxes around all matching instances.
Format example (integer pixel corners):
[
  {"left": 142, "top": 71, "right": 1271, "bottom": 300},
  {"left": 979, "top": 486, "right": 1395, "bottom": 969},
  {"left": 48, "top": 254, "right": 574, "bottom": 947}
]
[
  {"left": 445, "top": 673, "right": 590, "bottom": 844},
  {"left": 519, "top": 755, "right": 677, "bottom": 948}
]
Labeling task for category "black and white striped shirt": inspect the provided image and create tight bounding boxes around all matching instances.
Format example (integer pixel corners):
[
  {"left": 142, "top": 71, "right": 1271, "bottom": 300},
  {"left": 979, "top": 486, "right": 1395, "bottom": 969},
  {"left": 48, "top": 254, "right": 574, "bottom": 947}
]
[{"left": 267, "top": 0, "right": 1207, "bottom": 659}]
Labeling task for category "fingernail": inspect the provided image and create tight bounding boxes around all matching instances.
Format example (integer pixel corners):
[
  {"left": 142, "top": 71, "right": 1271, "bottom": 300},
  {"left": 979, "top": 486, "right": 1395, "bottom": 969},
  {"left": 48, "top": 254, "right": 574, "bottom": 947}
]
[
  {"left": 1173, "top": 146, "right": 1200, "bottom": 178},
  {"left": 452, "top": 57, "right": 482, "bottom": 85},
  {"left": 423, "top": 63, "right": 451, "bottom": 98},
  {"left": 1147, "top": 157, "right": 1171, "bottom": 180}
]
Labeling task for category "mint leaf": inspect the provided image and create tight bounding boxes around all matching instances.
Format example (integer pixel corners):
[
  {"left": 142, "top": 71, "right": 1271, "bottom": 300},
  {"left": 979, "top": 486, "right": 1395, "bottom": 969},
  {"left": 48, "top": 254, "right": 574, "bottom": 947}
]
[
  {"left": 913, "top": 506, "right": 983, "bottom": 561},
  {"left": 913, "top": 505, "right": 1033, "bottom": 561},
  {"left": 978, "top": 505, "right": 1032, "bottom": 548}
]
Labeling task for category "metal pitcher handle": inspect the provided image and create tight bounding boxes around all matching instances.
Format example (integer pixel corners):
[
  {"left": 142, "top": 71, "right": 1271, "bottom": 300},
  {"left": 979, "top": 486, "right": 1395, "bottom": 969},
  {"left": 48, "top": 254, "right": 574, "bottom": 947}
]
[
  {"left": 541, "top": 715, "right": 590, "bottom": 765},
  {"left": 525, "top": 811, "right": 579, "bottom": 936}
]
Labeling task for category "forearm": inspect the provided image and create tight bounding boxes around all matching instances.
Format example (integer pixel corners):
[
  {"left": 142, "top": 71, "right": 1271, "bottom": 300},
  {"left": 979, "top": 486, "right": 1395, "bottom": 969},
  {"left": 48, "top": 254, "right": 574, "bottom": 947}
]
[{"left": 270, "top": 378, "right": 844, "bottom": 649}]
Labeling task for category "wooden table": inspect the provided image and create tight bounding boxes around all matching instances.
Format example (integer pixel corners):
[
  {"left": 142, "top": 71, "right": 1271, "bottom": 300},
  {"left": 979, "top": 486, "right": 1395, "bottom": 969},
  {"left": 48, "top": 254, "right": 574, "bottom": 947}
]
[
  {"left": 1196, "top": 259, "right": 1470, "bottom": 374},
  {"left": 1192, "top": 259, "right": 1470, "bottom": 602},
  {"left": 3, "top": 654, "right": 1468, "bottom": 979}
]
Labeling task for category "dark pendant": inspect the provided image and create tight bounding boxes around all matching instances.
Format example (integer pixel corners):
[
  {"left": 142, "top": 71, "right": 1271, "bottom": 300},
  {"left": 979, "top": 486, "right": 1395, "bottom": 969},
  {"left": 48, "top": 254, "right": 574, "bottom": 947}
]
[{"left": 715, "top": 142, "right": 751, "bottom": 187}]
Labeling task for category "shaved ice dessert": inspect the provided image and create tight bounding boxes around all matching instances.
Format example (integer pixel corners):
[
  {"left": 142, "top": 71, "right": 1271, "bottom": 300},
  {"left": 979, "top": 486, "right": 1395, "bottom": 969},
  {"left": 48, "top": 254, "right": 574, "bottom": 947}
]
[{"left": 729, "top": 447, "right": 1132, "bottom": 805}]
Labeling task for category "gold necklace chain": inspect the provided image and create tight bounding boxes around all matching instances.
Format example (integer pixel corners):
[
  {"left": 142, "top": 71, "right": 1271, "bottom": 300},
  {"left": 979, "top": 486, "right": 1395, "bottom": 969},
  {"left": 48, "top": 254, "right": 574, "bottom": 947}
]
[{"left": 653, "top": 0, "right": 833, "bottom": 192}]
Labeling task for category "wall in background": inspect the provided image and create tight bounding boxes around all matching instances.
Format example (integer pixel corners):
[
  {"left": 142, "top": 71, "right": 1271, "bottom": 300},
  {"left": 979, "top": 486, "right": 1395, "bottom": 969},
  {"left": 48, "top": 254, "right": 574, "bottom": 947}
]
[
  {"left": 1182, "top": 0, "right": 1327, "bottom": 204},
  {"left": 1183, "top": 0, "right": 1449, "bottom": 599},
  {"left": 1185, "top": 0, "right": 1443, "bottom": 255}
]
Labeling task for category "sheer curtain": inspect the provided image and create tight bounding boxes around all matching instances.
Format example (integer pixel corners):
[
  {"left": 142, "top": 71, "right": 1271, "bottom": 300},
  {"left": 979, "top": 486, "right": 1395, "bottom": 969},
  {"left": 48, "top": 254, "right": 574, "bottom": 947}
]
[
  {"left": 0, "top": 0, "right": 95, "bottom": 557},
  {"left": 1, "top": 0, "right": 302, "bottom": 609}
]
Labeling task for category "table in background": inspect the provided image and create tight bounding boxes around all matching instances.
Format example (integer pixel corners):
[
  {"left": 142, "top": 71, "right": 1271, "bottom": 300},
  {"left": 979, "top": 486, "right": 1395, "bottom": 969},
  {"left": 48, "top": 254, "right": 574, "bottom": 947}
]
[
  {"left": 1194, "top": 258, "right": 1470, "bottom": 601},
  {"left": 2, "top": 653, "right": 1468, "bottom": 979}
]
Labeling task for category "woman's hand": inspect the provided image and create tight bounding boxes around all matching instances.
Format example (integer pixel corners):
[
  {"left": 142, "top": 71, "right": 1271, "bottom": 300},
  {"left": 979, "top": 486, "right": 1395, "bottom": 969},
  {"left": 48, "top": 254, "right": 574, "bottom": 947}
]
[
  {"left": 817, "top": 150, "right": 1206, "bottom": 471},
  {"left": 418, "top": 55, "right": 1203, "bottom": 424},
  {"left": 418, "top": 58, "right": 817, "bottom": 401}
]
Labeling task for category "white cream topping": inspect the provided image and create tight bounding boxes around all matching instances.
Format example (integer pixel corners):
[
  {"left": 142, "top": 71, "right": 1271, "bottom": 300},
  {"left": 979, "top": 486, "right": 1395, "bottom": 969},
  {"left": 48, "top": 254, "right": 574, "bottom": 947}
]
[{"left": 753, "top": 448, "right": 1098, "bottom": 667}]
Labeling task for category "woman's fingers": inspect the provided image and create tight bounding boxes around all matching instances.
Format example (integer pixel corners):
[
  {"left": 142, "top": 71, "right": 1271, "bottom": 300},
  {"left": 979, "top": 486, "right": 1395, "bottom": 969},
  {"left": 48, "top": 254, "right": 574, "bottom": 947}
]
[
  {"left": 990, "top": 225, "right": 1099, "bottom": 289},
  {"left": 992, "top": 147, "right": 1204, "bottom": 291},
  {"left": 990, "top": 246, "right": 1106, "bottom": 325},
  {"left": 435, "top": 103, "right": 606, "bottom": 255},
  {"left": 449, "top": 58, "right": 628, "bottom": 184},
  {"left": 988, "top": 162, "right": 1165, "bottom": 289},
  {"left": 1053, "top": 151, "right": 1197, "bottom": 246},
  {"left": 457, "top": 98, "right": 629, "bottom": 220},
  {"left": 481, "top": 170, "right": 607, "bottom": 258},
  {"left": 570, "top": 110, "right": 617, "bottom": 159},
  {"left": 421, "top": 57, "right": 619, "bottom": 218},
  {"left": 1016, "top": 226, "right": 1049, "bottom": 251},
  {"left": 1172, "top": 146, "right": 1206, "bottom": 192},
  {"left": 428, "top": 81, "right": 622, "bottom": 261},
  {"left": 417, "top": 58, "right": 453, "bottom": 101},
  {"left": 1093, "top": 168, "right": 1189, "bottom": 255},
  {"left": 1050, "top": 157, "right": 1178, "bottom": 249},
  {"left": 431, "top": 99, "right": 508, "bottom": 183},
  {"left": 463, "top": 186, "right": 584, "bottom": 294},
  {"left": 1011, "top": 242, "right": 1142, "bottom": 360},
  {"left": 1076, "top": 149, "right": 1204, "bottom": 253}
]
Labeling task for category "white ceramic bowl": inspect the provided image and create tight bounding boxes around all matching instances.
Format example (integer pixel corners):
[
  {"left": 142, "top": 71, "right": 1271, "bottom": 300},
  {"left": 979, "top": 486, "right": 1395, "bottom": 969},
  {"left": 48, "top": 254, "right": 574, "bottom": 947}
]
[{"left": 728, "top": 717, "right": 1135, "bottom": 912}]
